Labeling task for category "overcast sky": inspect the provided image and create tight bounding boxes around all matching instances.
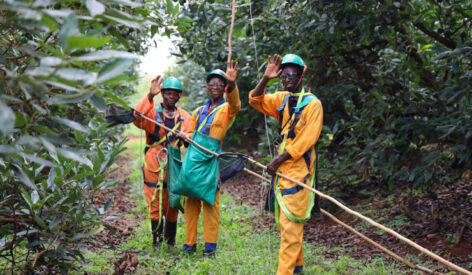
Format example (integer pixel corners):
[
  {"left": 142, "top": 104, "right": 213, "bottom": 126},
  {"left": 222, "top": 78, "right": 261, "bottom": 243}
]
[{"left": 139, "top": 35, "right": 176, "bottom": 76}]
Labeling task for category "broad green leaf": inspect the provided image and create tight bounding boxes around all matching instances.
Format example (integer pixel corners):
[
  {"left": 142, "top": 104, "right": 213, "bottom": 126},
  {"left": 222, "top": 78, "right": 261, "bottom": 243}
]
[
  {"left": 89, "top": 94, "right": 106, "bottom": 111},
  {"left": 74, "top": 50, "right": 140, "bottom": 61},
  {"left": 58, "top": 13, "right": 80, "bottom": 47},
  {"left": 55, "top": 68, "right": 97, "bottom": 85},
  {"left": 40, "top": 57, "right": 63, "bottom": 67},
  {"left": 13, "top": 165, "right": 37, "bottom": 191},
  {"left": 102, "top": 14, "right": 142, "bottom": 29},
  {"left": 86, "top": 0, "right": 106, "bottom": 17},
  {"left": 166, "top": 0, "right": 174, "bottom": 15},
  {"left": 0, "top": 102, "right": 15, "bottom": 136},
  {"left": 0, "top": 145, "right": 16, "bottom": 154},
  {"left": 104, "top": 198, "right": 113, "bottom": 212},
  {"left": 19, "top": 152, "right": 56, "bottom": 167},
  {"left": 66, "top": 36, "right": 111, "bottom": 50},
  {"left": 57, "top": 148, "right": 93, "bottom": 168},
  {"left": 34, "top": 216, "right": 47, "bottom": 229},
  {"left": 52, "top": 117, "right": 89, "bottom": 133},
  {"left": 49, "top": 91, "right": 96, "bottom": 104},
  {"left": 97, "top": 58, "right": 134, "bottom": 83},
  {"left": 31, "top": 190, "right": 39, "bottom": 204}
]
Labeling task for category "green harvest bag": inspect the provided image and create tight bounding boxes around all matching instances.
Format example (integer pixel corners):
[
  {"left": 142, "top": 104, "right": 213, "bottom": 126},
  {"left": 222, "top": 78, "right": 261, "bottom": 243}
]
[
  {"left": 174, "top": 131, "right": 220, "bottom": 205},
  {"left": 167, "top": 145, "right": 185, "bottom": 212}
]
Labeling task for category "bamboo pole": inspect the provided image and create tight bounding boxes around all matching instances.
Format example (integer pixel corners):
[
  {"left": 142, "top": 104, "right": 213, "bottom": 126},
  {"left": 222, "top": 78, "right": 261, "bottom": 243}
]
[{"left": 135, "top": 112, "right": 471, "bottom": 275}]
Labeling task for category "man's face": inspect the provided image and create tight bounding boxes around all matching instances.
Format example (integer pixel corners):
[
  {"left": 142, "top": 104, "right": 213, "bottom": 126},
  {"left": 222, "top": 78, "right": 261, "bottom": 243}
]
[
  {"left": 207, "top": 77, "right": 226, "bottom": 102},
  {"left": 161, "top": 89, "right": 181, "bottom": 108},
  {"left": 281, "top": 65, "right": 301, "bottom": 92}
]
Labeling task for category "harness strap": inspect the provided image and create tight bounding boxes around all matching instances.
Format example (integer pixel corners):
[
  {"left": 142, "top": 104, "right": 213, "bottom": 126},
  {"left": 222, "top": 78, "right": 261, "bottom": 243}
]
[
  {"left": 144, "top": 181, "right": 167, "bottom": 188},
  {"left": 147, "top": 158, "right": 167, "bottom": 229},
  {"left": 282, "top": 185, "right": 304, "bottom": 196},
  {"left": 274, "top": 87, "right": 319, "bottom": 226},
  {"left": 197, "top": 103, "right": 227, "bottom": 132}
]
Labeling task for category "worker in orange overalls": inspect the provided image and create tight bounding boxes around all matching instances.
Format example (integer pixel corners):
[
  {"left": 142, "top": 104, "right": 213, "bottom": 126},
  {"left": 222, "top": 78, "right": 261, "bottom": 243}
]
[
  {"left": 134, "top": 76, "right": 191, "bottom": 247},
  {"left": 249, "top": 54, "right": 323, "bottom": 274},
  {"left": 176, "top": 60, "right": 240, "bottom": 255}
]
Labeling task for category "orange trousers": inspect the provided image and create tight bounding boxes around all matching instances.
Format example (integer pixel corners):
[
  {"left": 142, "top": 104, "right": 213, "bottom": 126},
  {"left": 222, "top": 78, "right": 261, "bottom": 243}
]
[
  {"left": 276, "top": 179, "right": 310, "bottom": 275},
  {"left": 184, "top": 191, "right": 220, "bottom": 246},
  {"left": 144, "top": 184, "right": 178, "bottom": 222},
  {"left": 277, "top": 207, "right": 304, "bottom": 275}
]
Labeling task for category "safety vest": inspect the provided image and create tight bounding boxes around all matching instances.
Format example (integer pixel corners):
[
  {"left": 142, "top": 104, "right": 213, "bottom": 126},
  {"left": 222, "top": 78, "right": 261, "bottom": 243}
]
[{"left": 274, "top": 87, "right": 319, "bottom": 226}]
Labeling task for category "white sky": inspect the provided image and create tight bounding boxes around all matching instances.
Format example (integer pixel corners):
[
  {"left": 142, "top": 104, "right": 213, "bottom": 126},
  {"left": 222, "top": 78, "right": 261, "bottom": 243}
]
[{"left": 138, "top": 35, "right": 176, "bottom": 76}]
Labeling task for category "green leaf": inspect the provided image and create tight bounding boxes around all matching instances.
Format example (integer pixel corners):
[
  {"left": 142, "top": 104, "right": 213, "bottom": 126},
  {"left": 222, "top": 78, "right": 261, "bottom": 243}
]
[
  {"left": 59, "top": 13, "right": 80, "bottom": 47},
  {"left": 74, "top": 50, "right": 140, "bottom": 61},
  {"left": 0, "top": 102, "right": 15, "bottom": 136},
  {"left": 173, "top": 3, "right": 180, "bottom": 16},
  {"left": 50, "top": 91, "right": 96, "bottom": 104},
  {"left": 66, "top": 36, "right": 111, "bottom": 50},
  {"left": 104, "top": 198, "right": 113, "bottom": 212},
  {"left": 0, "top": 145, "right": 16, "bottom": 154},
  {"left": 57, "top": 148, "right": 93, "bottom": 168},
  {"left": 85, "top": 0, "right": 106, "bottom": 17},
  {"left": 52, "top": 117, "right": 89, "bottom": 133},
  {"left": 19, "top": 152, "right": 56, "bottom": 167},
  {"left": 97, "top": 58, "right": 134, "bottom": 83},
  {"left": 55, "top": 68, "right": 97, "bottom": 85},
  {"left": 102, "top": 14, "right": 142, "bottom": 29},
  {"left": 13, "top": 165, "right": 37, "bottom": 191},
  {"left": 166, "top": 0, "right": 174, "bottom": 15},
  {"left": 89, "top": 94, "right": 106, "bottom": 112}
]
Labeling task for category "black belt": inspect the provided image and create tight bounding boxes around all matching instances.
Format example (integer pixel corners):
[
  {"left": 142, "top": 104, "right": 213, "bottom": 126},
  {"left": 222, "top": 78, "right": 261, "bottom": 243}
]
[
  {"left": 144, "top": 181, "right": 167, "bottom": 188},
  {"left": 282, "top": 185, "right": 304, "bottom": 196}
]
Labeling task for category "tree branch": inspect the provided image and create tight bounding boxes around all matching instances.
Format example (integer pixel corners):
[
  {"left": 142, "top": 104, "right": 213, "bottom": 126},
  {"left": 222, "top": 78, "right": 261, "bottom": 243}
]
[{"left": 413, "top": 22, "right": 456, "bottom": 49}]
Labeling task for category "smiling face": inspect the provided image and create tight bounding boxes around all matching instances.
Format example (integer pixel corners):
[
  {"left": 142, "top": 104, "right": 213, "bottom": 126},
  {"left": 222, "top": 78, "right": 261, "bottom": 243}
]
[
  {"left": 280, "top": 65, "right": 302, "bottom": 92},
  {"left": 161, "top": 89, "right": 182, "bottom": 109},
  {"left": 207, "top": 76, "right": 226, "bottom": 103}
]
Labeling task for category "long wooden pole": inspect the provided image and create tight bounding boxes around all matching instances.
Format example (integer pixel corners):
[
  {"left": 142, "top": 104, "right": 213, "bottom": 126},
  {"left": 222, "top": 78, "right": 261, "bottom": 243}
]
[
  {"left": 227, "top": 0, "right": 236, "bottom": 63},
  {"left": 135, "top": 112, "right": 471, "bottom": 275},
  {"left": 242, "top": 167, "right": 440, "bottom": 274}
]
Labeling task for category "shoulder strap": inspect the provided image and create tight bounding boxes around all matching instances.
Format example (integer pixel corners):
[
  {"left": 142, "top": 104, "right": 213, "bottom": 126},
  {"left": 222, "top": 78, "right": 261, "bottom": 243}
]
[
  {"left": 197, "top": 102, "right": 227, "bottom": 132},
  {"left": 276, "top": 95, "right": 290, "bottom": 133}
]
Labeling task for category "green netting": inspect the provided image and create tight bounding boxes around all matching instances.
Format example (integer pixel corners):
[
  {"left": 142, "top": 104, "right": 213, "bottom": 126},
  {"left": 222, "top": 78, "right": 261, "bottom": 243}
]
[
  {"left": 174, "top": 131, "right": 220, "bottom": 205},
  {"left": 167, "top": 145, "right": 185, "bottom": 212}
]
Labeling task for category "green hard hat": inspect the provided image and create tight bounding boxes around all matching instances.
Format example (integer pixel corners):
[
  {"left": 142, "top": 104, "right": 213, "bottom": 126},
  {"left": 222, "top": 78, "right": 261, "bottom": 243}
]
[
  {"left": 206, "top": 69, "right": 227, "bottom": 83},
  {"left": 281, "top": 54, "right": 305, "bottom": 68},
  {"left": 162, "top": 77, "right": 182, "bottom": 92}
]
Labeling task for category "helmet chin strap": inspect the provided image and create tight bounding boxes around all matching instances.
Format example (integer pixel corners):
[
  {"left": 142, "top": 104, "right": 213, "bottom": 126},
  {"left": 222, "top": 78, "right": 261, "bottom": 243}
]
[{"left": 294, "top": 65, "right": 307, "bottom": 93}]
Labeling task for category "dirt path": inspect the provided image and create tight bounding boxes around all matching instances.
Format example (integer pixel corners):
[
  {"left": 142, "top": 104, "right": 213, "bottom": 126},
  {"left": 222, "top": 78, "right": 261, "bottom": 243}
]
[
  {"left": 87, "top": 154, "right": 142, "bottom": 251},
  {"left": 220, "top": 172, "right": 472, "bottom": 273},
  {"left": 86, "top": 152, "right": 471, "bottom": 273}
]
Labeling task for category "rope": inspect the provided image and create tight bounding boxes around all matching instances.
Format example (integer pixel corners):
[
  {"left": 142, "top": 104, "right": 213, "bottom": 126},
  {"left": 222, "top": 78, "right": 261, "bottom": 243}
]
[
  {"left": 135, "top": 111, "right": 471, "bottom": 275},
  {"left": 248, "top": 1, "right": 274, "bottom": 272},
  {"left": 248, "top": 0, "right": 273, "bottom": 158}
]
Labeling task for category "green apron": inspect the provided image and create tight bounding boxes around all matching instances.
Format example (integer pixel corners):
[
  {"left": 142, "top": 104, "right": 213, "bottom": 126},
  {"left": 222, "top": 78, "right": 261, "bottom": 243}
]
[{"left": 174, "top": 131, "right": 220, "bottom": 205}]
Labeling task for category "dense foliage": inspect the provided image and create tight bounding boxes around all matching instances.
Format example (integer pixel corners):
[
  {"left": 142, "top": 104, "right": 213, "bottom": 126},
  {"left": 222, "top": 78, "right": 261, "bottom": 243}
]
[
  {"left": 0, "top": 0, "right": 174, "bottom": 272},
  {"left": 173, "top": 0, "right": 472, "bottom": 191}
]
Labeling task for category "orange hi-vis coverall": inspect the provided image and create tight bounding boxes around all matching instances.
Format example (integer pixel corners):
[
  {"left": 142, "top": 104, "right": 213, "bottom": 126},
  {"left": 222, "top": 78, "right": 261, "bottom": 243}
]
[
  {"left": 134, "top": 96, "right": 191, "bottom": 223},
  {"left": 249, "top": 89, "right": 323, "bottom": 275},
  {"left": 182, "top": 86, "right": 241, "bottom": 253}
]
